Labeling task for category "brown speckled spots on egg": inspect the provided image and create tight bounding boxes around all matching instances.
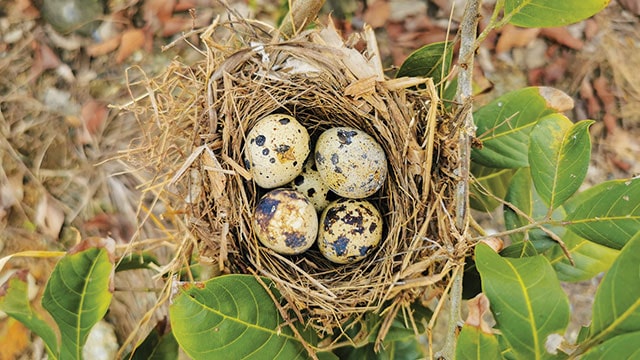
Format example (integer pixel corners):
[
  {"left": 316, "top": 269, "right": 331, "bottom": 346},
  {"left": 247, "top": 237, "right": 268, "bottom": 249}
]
[
  {"left": 315, "top": 152, "right": 325, "bottom": 165},
  {"left": 245, "top": 114, "right": 309, "bottom": 188},
  {"left": 318, "top": 198, "right": 383, "bottom": 264},
  {"left": 254, "top": 196, "right": 280, "bottom": 231},
  {"left": 289, "top": 157, "right": 333, "bottom": 212},
  {"left": 337, "top": 129, "right": 357, "bottom": 145},
  {"left": 315, "top": 127, "right": 387, "bottom": 198},
  {"left": 252, "top": 189, "right": 318, "bottom": 255}
]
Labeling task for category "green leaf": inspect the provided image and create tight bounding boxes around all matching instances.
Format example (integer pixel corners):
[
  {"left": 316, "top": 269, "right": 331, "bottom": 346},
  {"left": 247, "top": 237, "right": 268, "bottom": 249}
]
[
  {"left": 0, "top": 275, "right": 59, "bottom": 359},
  {"left": 42, "top": 246, "right": 114, "bottom": 360},
  {"left": 170, "top": 274, "right": 311, "bottom": 360},
  {"left": 334, "top": 337, "right": 424, "bottom": 360},
  {"left": 472, "top": 87, "right": 574, "bottom": 168},
  {"left": 455, "top": 325, "right": 502, "bottom": 360},
  {"left": 580, "top": 331, "right": 640, "bottom": 359},
  {"left": 470, "top": 164, "right": 516, "bottom": 212},
  {"left": 588, "top": 232, "right": 640, "bottom": 346},
  {"left": 396, "top": 41, "right": 454, "bottom": 88},
  {"left": 128, "top": 323, "right": 178, "bottom": 360},
  {"left": 529, "top": 116, "right": 593, "bottom": 209},
  {"left": 475, "top": 243, "right": 570, "bottom": 359},
  {"left": 504, "top": 168, "right": 534, "bottom": 243},
  {"left": 565, "top": 177, "right": 640, "bottom": 249},
  {"left": 115, "top": 252, "right": 159, "bottom": 272},
  {"left": 546, "top": 230, "right": 619, "bottom": 282},
  {"left": 504, "top": 0, "right": 611, "bottom": 28},
  {"left": 503, "top": 168, "right": 566, "bottom": 249}
]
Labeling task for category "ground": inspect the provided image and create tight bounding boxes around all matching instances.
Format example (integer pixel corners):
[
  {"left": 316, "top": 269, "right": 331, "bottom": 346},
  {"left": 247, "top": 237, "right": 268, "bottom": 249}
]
[{"left": 1, "top": 0, "right": 639, "bottom": 358}]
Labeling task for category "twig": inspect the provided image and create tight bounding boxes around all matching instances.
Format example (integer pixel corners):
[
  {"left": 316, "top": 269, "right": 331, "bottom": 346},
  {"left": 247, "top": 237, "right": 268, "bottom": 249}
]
[
  {"left": 444, "top": 0, "right": 481, "bottom": 359},
  {"left": 278, "top": 0, "right": 326, "bottom": 38},
  {"left": 454, "top": 0, "right": 479, "bottom": 232}
]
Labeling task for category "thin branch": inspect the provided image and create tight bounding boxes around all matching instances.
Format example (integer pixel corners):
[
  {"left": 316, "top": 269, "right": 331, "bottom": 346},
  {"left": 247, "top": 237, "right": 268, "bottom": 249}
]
[
  {"left": 441, "top": 1, "right": 481, "bottom": 359},
  {"left": 454, "top": 0, "right": 480, "bottom": 232}
]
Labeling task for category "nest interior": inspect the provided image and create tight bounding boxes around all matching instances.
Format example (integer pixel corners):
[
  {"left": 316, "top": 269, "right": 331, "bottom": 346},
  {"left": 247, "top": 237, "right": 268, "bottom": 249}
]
[{"left": 127, "top": 16, "right": 465, "bottom": 338}]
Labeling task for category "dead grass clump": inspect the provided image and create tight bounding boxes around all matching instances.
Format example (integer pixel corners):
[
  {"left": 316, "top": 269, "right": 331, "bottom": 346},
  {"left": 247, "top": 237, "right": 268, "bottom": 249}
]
[{"left": 125, "top": 14, "right": 466, "bottom": 342}]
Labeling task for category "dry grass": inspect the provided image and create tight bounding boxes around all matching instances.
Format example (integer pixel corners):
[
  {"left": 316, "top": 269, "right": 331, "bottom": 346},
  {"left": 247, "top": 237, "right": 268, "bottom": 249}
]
[{"left": 125, "top": 11, "right": 468, "bottom": 347}]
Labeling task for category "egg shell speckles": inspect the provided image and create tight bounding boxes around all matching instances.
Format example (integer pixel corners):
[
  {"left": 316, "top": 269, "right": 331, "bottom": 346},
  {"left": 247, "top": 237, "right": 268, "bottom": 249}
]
[
  {"left": 314, "top": 127, "right": 388, "bottom": 198},
  {"left": 253, "top": 188, "right": 318, "bottom": 255},
  {"left": 246, "top": 114, "right": 310, "bottom": 189},
  {"left": 290, "top": 158, "right": 335, "bottom": 212},
  {"left": 318, "top": 198, "right": 383, "bottom": 264}
]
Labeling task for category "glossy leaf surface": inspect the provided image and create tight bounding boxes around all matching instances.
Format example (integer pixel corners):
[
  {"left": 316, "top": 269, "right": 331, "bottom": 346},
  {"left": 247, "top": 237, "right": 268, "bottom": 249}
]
[
  {"left": 565, "top": 178, "right": 640, "bottom": 249},
  {"left": 589, "top": 232, "right": 640, "bottom": 346},
  {"left": 470, "top": 163, "right": 516, "bottom": 212},
  {"left": 170, "top": 275, "right": 310, "bottom": 360},
  {"left": 0, "top": 276, "right": 59, "bottom": 358},
  {"left": 455, "top": 326, "right": 502, "bottom": 360},
  {"left": 472, "top": 87, "right": 574, "bottom": 168},
  {"left": 505, "top": 0, "right": 611, "bottom": 28},
  {"left": 475, "top": 243, "right": 569, "bottom": 359},
  {"left": 529, "top": 116, "right": 593, "bottom": 209},
  {"left": 581, "top": 331, "right": 640, "bottom": 359},
  {"left": 42, "top": 247, "right": 114, "bottom": 360},
  {"left": 396, "top": 41, "right": 454, "bottom": 88},
  {"left": 503, "top": 168, "right": 565, "bottom": 249},
  {"left": 546, "top": 230, "right": 619, "bottom": 282}
]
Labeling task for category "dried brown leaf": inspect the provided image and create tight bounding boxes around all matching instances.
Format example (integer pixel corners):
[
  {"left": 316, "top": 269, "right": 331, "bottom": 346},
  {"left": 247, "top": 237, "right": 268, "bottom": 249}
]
[
  {"left": 115, "top": 29, "right": 146, "bottom": 63},
  {"left": 540, "top": 27, "right": 584, "bottom": 50},
  {"left": 496, "top": 24, "right": 540, "bottom": 53},
  {"left": 363, "top": 0, "right": 391, "bottom": 29},
  {"left": 86, "top": 35, "right": 122, "bottom": 57},
  {"left": 465, "top": 293, "right": 494, "bottom": 333}
]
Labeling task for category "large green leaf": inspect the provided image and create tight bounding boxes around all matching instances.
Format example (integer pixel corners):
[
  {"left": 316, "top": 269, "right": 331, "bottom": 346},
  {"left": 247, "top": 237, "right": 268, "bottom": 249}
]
[
  {"left": 529, "top": 116, "right": 593, "bottom": 209},
  {"left": 503, "top": 168, "right": 565, "bottom": 249},
  {"left": 0, "top": 275, "right": 59, "bottom": 359},
  {"left": 396, "top": 41, "right": 454, "bottom": 88},
  {"left": 475, "top": 243, "right": 570, "bottom": 359},
  {"left": 334, "top": 337, "right": 424, "bottom": 360},
  {"left": 580, "top": 331, "right": 640, "bottom": 359},
  {"left": 42, "top": 246, "right": 114, "bottom": 360},
  {"left": 128, "top": 323, "right": 179, "bottom": 360},
  {"left": 470, "top": 163, "right": 516, "bottom": 212},
  {"left": 472, "top": 87, "right": 574, "bottom": 168},
  {"left": 455, "top": 294, "right": 502, "bottom": 360},
  {"left": 456, "top": 326, "right": 502, "bottom": 360},
  {"left": 588, "top": 232, "right": 640, "bottom": 346},
  {"left": 170, "top": 274, "right": 312, "bottom": 359},
  {"left": 504, "top": 0, "right": 611, "bottom": 28},
  {"left": 546, "top": 230, "right": 619, "bottom": 282},
  {"left": 564, "top": 177, "right": 640, "bottom": 249}
]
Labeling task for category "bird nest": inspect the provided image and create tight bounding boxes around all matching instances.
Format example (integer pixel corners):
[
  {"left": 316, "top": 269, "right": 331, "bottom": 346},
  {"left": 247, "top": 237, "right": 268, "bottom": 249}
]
[{"left": 125, "top": 13, "right": 466, "bottom": 343}]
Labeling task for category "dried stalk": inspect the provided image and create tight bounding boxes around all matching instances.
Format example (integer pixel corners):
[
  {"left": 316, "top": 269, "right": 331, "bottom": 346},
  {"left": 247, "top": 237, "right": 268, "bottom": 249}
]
[{"left": 279, "top": 0, "right": 327, "bottom": 38}]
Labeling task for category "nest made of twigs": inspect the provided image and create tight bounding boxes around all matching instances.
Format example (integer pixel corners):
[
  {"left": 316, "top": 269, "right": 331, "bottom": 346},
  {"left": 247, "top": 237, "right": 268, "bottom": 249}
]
[{"left": 126, "top": 13, "right": 465, "bottom": 341}]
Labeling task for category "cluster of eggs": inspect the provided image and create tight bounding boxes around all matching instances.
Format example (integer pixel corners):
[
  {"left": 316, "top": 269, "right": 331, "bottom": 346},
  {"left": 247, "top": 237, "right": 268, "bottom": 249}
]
[{"left": 245, "top": 114, "right": 388, "bottom": 264}]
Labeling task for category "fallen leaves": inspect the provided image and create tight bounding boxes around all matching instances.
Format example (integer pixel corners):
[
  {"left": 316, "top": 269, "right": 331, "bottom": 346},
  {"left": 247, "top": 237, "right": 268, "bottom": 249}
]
[
  {"left": 115, "top": 29, "right": 147, "bottom": 64},
  {"left": 496, "top": 24, "right": 540, "bottom": 54}
]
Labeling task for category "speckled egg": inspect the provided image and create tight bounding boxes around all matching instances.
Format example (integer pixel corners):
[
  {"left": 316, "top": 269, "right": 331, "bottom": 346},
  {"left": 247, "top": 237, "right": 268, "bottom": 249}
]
[
  {"left": 289, "top": 158, "right": 335, "bottom": 212},
  {"left": 314, "top": 127, "right": 387, "bottom": 198},
  {"left": 253, "top": 188, "right": 318, "bottom": 255},
  {"left": 245, "top": 114, "right": 310, "bottom": 189},
  {"left": 318, "top": 198, "right": 383, "bottom": 264}
]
